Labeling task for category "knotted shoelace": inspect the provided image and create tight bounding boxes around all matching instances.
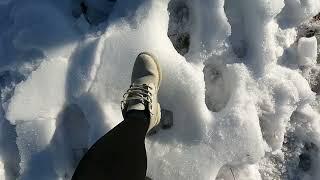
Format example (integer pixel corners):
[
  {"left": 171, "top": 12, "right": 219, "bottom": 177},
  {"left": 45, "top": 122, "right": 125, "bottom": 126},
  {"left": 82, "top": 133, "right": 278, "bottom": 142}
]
[{"left": 121, "top": 84, "right": 153, "bottom": 110}]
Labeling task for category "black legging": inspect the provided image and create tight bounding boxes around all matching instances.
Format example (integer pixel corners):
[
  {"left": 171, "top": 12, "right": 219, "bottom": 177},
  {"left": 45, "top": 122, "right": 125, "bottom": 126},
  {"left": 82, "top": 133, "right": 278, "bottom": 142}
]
[{"left": 72, "top": 110, "right": 149, "bottom": 180}]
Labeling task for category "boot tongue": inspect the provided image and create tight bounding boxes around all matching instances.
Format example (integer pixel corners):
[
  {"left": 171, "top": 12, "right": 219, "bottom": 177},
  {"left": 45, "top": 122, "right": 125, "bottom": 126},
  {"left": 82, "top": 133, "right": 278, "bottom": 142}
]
[{"left": 126, "top": 99, "right": 146, "bottom": 111}]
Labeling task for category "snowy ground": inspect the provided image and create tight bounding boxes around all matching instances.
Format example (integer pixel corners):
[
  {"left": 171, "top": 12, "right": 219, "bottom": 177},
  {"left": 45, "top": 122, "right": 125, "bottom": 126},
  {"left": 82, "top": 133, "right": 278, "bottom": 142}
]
[{"left": 0, "top": 0, "right": 320, "bottom": 179}]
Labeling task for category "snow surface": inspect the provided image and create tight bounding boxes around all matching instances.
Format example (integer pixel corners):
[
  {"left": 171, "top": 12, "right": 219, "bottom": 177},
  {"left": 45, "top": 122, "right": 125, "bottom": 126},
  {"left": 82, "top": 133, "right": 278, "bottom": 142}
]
[
  {"left": 297, "top": 36, "right": 318, "bottom": 66},
  {"left": 0, "top": 0, "right": 320, "bottom": 179}
]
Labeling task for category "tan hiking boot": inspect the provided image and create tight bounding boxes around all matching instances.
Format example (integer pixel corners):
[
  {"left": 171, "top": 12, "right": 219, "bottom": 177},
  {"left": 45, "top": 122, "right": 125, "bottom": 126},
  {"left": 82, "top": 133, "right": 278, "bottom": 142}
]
[{"left": 121, "top": 52, "right": 162, "bottom": 132}]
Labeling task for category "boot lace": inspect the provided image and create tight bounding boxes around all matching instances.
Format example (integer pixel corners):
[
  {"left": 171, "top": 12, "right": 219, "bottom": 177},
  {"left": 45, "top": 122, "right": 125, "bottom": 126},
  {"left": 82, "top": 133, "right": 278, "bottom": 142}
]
[{"left": 121, "top": 84, "right": 153, "bottom": 110}]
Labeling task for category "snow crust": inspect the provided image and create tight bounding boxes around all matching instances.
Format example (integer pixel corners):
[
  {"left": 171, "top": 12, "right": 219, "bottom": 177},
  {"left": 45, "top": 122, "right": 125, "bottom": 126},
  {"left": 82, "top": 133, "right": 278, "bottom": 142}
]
[{"left": 0, "top": 0, "right": 320, "bottom": 179}]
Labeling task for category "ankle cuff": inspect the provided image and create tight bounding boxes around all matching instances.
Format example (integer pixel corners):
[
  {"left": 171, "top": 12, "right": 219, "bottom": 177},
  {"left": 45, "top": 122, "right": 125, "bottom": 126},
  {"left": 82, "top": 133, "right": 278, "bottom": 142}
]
[{"left": 125, "top": 110, "right": 150, "bottom": 122}]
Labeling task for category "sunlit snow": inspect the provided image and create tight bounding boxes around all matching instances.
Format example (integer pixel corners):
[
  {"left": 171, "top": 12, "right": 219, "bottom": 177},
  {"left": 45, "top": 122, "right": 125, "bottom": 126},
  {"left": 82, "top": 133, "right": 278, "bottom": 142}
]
[{"left": 0, "top": 0, "right": 320, "bottom": 179}]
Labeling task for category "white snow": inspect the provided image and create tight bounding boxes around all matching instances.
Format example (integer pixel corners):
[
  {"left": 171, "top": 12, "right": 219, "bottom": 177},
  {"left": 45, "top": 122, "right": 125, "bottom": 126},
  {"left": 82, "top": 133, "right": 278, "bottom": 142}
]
[
  {"left": 6, "top": 58, "right": 69, "bottom": 123},
  {"left": 297, "top": 36, "right": 318, "bottom": 66},
  {"left": 0, "top": 0, "right": 320, "bottom": 179},
  {"left": 0, "top": 161, "right": 4, "bottom": 179}
]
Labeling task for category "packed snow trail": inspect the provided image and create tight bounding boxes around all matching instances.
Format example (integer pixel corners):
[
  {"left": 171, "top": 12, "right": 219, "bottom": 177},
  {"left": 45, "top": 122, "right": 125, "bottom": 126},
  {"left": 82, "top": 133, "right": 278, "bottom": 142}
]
[{"left": 0, "top": 0, "right": 320, "bottom": 179}]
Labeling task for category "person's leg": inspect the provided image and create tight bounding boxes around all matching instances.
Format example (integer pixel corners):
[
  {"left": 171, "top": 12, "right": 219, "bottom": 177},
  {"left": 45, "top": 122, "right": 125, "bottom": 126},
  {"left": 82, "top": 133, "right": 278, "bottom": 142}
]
[
  {"left": 72, "top": 52, "right": 161, "bottom": 180},
  {"left": 72, "top": 110, "right": 149, "bottom": 180}
]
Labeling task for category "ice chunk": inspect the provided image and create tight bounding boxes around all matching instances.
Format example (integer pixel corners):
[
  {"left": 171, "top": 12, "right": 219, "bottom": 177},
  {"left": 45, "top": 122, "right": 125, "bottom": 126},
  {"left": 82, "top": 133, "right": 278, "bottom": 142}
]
[{"left": 297, "top": 36, "right": 318, "bottom": 66}]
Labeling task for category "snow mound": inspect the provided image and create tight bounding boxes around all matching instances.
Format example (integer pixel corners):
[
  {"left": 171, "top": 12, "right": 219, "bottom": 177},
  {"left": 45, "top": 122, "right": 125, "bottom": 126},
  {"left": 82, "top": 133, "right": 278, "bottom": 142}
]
[
  {"left": 0, "top": 0, "right": 320, "bottom": 179},
  {"left": 6, "top": 58, "right": 69, "bottom": 123}
]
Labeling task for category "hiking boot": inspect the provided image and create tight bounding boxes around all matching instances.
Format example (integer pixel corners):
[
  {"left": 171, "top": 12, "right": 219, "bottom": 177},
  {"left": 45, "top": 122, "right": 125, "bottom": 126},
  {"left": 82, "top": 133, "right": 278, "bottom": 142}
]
[{"left": 121, "top": 52, "right": 162, "bottom": 132}]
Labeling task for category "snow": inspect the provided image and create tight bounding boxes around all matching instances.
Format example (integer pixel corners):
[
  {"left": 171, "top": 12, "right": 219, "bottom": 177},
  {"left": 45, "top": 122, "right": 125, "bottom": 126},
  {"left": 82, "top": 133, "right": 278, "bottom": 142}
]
[
  {"left": 74, "top": 15, "right": 90, "bottom": 33},
  {"left": 298, "top": 36, "right": 318, "bottom": 66},
  {"left": 0, "top": 0, "right": 319, "bottom": 179},
  {"left": 6, "top": 58, "right": 69, "bottom": 123},
  {"left": 277, "top": 0, "right": 320, "bottom": 28},
  {"left": 0, "top": 161, "right": 4, "bottom": 179}
]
